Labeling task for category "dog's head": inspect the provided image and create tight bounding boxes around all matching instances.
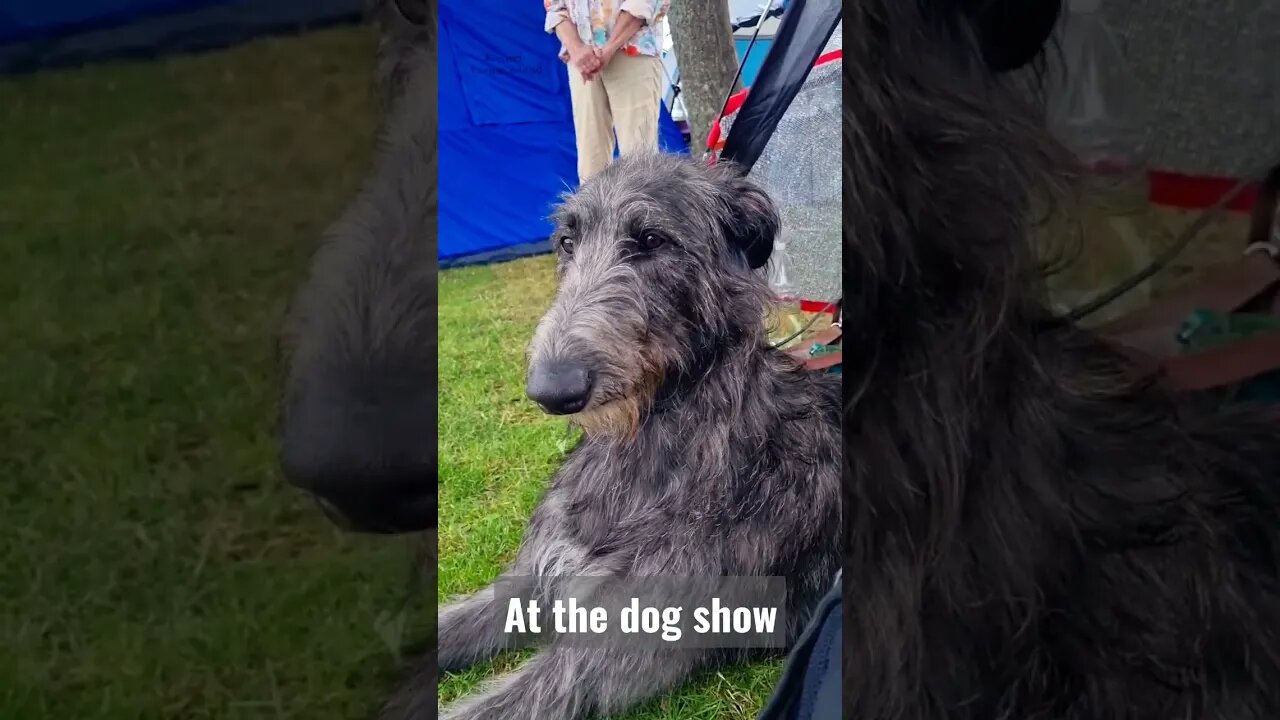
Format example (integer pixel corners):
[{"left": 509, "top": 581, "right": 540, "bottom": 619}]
[
  {"left": 526, "top": 153, "right": 780, "bottom": 438},
  {"left": 277, "top": 0, "right": 437, "bottom": 535},
  {"left": 366, "top": 0, "right": 434, "bottom": 102}
]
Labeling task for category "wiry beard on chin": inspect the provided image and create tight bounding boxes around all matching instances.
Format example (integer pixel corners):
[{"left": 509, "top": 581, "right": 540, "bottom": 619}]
[
  {"left": 569, "top": 396, "right": 646, "bottom": 441},
  {"left": 568, "top": 354, "right": 664, "bottom": 442}
]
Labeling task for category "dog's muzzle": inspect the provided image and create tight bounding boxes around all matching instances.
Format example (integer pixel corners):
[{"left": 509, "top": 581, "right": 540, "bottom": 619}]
[{"left": 527, "top": 360, "right": 595, "bottom": 415}]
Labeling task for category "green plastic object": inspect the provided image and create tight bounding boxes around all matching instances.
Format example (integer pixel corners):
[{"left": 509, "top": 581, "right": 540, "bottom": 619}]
[
  {"left": 1176, "top": 309, "right": 1280, "bottom": 403},
  {"left": 808, "top": 343, "right": 842, "bottom": 375}
]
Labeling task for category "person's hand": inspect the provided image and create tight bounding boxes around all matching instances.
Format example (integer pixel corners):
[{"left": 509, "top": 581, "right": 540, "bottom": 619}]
[
  {"left": 568, "top": 42, "right": 602, "bottom": 81},
  {"left": 587, "top": 44, "right": 619, "bottom": 79}
]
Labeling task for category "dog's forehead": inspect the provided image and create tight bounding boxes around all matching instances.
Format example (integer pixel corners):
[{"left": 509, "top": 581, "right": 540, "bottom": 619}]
[
  {"left": 561, "top": 164, "right": 717, "bottom": 228},
  {"left": 563, "top": 188, "right": 656, "bottom": 228}
]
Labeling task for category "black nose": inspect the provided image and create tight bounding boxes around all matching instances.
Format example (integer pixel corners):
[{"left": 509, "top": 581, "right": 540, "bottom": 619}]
[
  {"left": 279, "top": 371, "right": 436, "bottom": 534},
  {"left": 527, "top": 361, "right": 594, "bottom": 415}
]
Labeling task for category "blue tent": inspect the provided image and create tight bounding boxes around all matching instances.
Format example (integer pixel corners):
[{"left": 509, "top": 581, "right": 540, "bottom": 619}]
[
  {"left": 0, "top": 0, "right": 361, "bottom": 74},
  {"left": 733, "top": 37, "right": 773, "bottom": 87},
  {"left": 729, "top": 0, "right": 785, "bottom": 87},
  {"left": 438, "top": 0, "right": 688, "bottom": 268}
]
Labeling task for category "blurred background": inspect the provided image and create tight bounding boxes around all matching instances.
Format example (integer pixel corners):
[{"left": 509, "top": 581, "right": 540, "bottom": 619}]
[{"left": 0, "top": 3, "right": 434, "bottom": 718}]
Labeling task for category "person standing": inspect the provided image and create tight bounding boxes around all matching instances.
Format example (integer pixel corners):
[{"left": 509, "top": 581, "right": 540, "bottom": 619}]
[{"left": 544, "top": 0, "right": 671, "bottom": 182}]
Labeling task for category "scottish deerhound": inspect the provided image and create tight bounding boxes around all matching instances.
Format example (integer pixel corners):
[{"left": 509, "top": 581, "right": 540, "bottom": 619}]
[
  {"left": 433, "top": 152, "right": 842, "bottom": 720},
  {"left": 278, "top": 1, "right": 438, "bottom": 718},
  {"left": 841, "top": 2, "right": 1280, "bottom": 718}
]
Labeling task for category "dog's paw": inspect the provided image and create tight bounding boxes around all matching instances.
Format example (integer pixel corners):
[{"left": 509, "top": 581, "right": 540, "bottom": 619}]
[
  {"left": 436, "top": 689, "right": 527, "bottom": 720},
  {"left": 437, "top": 701, "right": 486, "bottom": 720}
]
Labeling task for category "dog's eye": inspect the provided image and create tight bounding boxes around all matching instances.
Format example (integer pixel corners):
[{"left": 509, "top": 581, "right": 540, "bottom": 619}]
[
  {"left": 559, "top": 236, "right": 575, "bottom": 255},
  {"left": 637, "top": 232, "right": 665, "bottom": 251}
]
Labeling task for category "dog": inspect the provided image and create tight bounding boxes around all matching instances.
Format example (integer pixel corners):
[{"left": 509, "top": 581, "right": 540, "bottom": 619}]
[{"left": 434, "top": 152, "right": 843, "bottom": 720}]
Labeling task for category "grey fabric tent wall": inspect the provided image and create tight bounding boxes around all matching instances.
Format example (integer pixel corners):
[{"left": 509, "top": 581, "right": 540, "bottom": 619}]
[{"left": 1098, "top": 0, "right": 1279, "bottom": 176}]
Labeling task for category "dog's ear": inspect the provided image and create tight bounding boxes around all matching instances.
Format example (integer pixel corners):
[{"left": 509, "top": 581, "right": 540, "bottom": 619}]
[
  {"left": 392, "top": 0, "right": 430, "bottom": 25},
  {"left": 960, "top": 0, "right": 1062, "bottom": 73},
  {"left": 368, "top": 0, "right": 430, "bottom": 27},
  {"left": 720, "top": 171, "right": 779, "bottom": 270}
]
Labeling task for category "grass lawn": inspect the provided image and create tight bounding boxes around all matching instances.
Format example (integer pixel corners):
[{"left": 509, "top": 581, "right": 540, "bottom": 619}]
[
  {"left": 437, "top": 256, "right": 784, "bottom": 719},
  {"left": 0, "top": 24, "right": 433, "bottom": 720}
]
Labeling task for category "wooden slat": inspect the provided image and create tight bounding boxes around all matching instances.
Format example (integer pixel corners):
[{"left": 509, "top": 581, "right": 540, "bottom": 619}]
[
  {"left": 786, "top": 326, "right": 843, "bottom": 360},
  {"left": 803, "top": 351, "right": 842, "bottom": 372},
  {"left": 1099, "top": 252, "right": 1280, "bottom": 338},
  {"left": 1159, "top": 333, "right": 1280, "bottom": 391}
]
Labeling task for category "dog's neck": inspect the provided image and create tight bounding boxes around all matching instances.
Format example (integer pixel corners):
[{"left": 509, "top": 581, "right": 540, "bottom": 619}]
[
  {"left": 649, "top": 325, "right": 768, "bottom": 416},
  {"left": 569, "top": 332, "right": 826, "bottom": 500},
  {"left": 558, "top": 327, "right": 838, "bottom": 563},
  {"left": 574, "top": 324, "right": 788, "bottom": 442}
]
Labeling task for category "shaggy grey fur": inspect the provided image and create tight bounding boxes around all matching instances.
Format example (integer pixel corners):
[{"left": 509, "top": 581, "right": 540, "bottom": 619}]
[
  {"left": 278, "top": 0, "right": 436, "bottom": 534},
  {"left": 277, "top": 0, "right": 438, "bottom": 717},
  {"left": 840, "top": 2, "right": 1280, "bottom": 718},
  {"left": 281, "top": 0, "right": 436, "bottom": 400},
  {"left": 435, "top": 153, "right": 842, "bottom": 720}
]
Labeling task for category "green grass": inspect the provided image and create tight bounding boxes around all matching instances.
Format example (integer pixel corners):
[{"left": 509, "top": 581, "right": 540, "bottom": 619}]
[
  {"left": 0, "top": 25, "right": 433, "bottom": 720},
  {"left": 437, "top": 257, "right": 783, "bottom": 718}
]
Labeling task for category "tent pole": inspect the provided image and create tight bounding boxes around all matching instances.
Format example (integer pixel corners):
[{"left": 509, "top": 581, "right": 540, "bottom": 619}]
[{"left": 702, "top": 1, "right": 774, "bottom": 162}]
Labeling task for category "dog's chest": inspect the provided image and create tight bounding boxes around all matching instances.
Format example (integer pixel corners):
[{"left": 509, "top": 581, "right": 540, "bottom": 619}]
[{"left": 555, "top": 436, "right": 759, "bottom": 556}]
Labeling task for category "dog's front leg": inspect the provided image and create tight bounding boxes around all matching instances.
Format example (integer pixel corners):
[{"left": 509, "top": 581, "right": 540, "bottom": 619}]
[
  {"left": 377, "top": 656, "right": 437, "bottom": 720},
  {"left": 438, "top": 644, "right": 716, "bottom": 720},
  {"left": 436, "top": 582, "right": 541, "bottom": 672},
  {"left": 438, "top": 489, "right": 591, "bottom": 671}
]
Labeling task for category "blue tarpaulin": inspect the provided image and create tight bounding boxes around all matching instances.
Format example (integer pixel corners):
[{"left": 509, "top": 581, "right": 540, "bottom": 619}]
[
  {"left": 439, "top": 0, "right": 688, "bottom": 267},
  {"left": 2, "top": 0, "right": 690, "bottom": 267},
  {"left": 0, "top": 0, "right": 361, "bottom": 73}
]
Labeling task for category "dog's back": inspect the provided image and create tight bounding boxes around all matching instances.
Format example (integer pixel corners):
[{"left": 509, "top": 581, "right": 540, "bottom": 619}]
[{"left": 1051, "top": 346, "right": 1280, "bottom": 717}]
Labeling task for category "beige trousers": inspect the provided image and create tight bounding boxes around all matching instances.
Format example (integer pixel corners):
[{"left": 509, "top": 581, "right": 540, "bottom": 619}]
[{"left": 566, "top": 52, "right": 665, "bottom": 182}]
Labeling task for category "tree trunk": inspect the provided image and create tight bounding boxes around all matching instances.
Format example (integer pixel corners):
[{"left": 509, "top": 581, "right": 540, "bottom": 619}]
[{"left": 667, "top": 0, "right": 742, "bottom": 153}]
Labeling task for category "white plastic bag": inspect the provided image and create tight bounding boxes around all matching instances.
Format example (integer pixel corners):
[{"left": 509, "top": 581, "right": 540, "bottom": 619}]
[
  {"left": 1046, "top": 0, "right": 1145, "bottom": 170},
  {"left": 1042, "top": 0, "right": 1165, "bottom": 326}
]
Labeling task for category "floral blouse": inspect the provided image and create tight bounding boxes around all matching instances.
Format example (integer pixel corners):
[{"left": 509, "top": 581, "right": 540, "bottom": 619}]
[{"left": 544, "top": 0, "right": 671, "bottom": 60}]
